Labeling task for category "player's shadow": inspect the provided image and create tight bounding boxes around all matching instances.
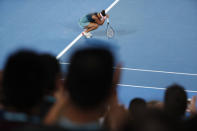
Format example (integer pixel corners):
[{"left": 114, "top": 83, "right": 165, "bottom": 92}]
[{"left": 93, "top": 29, "right": 137, "bottom": 36}]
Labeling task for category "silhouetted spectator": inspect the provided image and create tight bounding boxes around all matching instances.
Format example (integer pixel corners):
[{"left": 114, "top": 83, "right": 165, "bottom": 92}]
[
  {"left": 0, "top": 50, "right": 48, "bottom": 129},
  {"left": 45, "top": 40, "right": 120, "bottom": 130},
  {"left": 128, "top": 98, "right": 147, "bottom": 120},
  {"left": 39, "top": 54, "right": 62, "bottom": 119},
  {"left": 164, "top": 84, "right": 187, "bottom": 120},
  {"left": 163, "top": 84, "right": 187, "bottom": 131},
  {"left": 40, "top": 54, "right": 61, "bottom": 97}
]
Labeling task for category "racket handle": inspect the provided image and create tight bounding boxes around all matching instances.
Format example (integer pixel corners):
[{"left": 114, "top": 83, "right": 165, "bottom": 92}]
[{"left": 107, "top": 18, "right": 109, "bottom": 24}]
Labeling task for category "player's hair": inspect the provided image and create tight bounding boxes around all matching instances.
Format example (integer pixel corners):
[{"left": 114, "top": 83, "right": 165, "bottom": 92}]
[
  {"left": 65, "top": 46, "right": 114, "bottom": 110},
  {"left": 101, "top": 10, "right": 106, "bottom": 16}
]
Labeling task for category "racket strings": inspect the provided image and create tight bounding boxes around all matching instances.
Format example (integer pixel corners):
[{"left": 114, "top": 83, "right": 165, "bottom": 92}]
[{"left": 106, "top": 24, "right": 115, "bottom": 38}]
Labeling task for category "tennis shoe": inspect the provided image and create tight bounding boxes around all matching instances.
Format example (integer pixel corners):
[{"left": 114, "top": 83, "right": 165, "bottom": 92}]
[
  {"left": 86, "top": 35, "right": 91, "bottom": 38},
  {"left": 87, "top": 32, "right": 92, "bottom": 37},
  {"left": 82, "top": 32, "right": 91, "bottom": 38},
  {"left": 82, "top": 31, "right": 92, "bottom": 38}
]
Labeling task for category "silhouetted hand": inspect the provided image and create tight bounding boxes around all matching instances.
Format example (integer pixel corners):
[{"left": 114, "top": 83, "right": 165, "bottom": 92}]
[{"left": 189, "top": 96, "right": 197, "bottom": 116}]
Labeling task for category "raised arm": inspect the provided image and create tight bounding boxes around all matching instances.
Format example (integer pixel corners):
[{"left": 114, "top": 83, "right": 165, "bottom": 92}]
[{"left": 93, "top": 15, "right": 105, "bottom": 25}]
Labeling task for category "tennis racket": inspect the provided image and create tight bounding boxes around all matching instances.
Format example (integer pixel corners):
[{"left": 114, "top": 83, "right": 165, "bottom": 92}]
[{"left": 106, "top": 18, "right": 115, "bottom": 39}]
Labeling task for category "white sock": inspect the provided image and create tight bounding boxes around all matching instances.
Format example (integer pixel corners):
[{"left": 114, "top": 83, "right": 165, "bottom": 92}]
[{"left": 87, "top": 32, "right": 92, "bottom": 36}]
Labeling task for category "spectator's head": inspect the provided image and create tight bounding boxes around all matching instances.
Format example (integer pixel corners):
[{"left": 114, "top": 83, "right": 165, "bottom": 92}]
[
  {"left": 128, "top": 98, "right": 147, "bottom": 120},
  {"left": 40, "top": 54, "right": 61, "bottom": 96},
  {"left": 2, "top": 50, "right": 47, "bottom": 113},
  {"left": 65, "top": 46, "right": 116, "bottom": 111},
  {"left": 164, "top": 84, "right": 187, "bottom": 119}
]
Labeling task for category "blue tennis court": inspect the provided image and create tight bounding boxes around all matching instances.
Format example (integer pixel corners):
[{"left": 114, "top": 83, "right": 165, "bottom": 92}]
[{"left": 1, "top": 0, "right": 197, "bottom": 107}]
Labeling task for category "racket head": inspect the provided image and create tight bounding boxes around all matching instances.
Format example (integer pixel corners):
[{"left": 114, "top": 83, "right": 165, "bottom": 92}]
[{"left": 106, "top": 23, "right": 115, "bottom": 39}]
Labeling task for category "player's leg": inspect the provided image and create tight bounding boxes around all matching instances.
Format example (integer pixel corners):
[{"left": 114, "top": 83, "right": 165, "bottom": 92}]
[
  {"left": 82, "top": 23, "right": 99, "bottom": 38},
  {"left": 84, "top": 22, "right": 99, "bottom": 33},
  {"left": 79, "top": 20, "right": 98, "bottom": 38},
  {"left": 79, "top": 20, "right": 93, "bottom": 38}
]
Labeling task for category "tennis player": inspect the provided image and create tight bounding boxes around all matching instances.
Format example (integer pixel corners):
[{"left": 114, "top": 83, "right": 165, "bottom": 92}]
[{"left": 79, "top": 10, "right": 109, "bottom": 38}]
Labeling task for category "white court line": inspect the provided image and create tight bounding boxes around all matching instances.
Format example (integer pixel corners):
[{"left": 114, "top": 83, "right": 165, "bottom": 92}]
[
  {"left": 118, "top": 84, "right": 197, "bottom": 93},
  {"left": 59, "top": 62, "right": 197, "bottom": 76},
  {"left": 56, "top": 34, "right": 82, "bottom": 59},
  {"left": 119, "top": 67, "right": 197, "bottom": 76},
  {"left": 56, "top": 0, "right": 120, "bottom": 59}
]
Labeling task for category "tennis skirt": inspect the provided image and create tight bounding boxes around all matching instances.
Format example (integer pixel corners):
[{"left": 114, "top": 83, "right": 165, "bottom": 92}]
[{"left": 78, "top": 17, "right": 90, "bottom": 28}]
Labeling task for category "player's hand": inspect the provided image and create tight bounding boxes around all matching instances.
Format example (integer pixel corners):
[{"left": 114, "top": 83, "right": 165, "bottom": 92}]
[
  {"left": 106, "top": 14, "right": 109, "bottom": 18},
  {"left": 103, "top": 14, "right": 109, "bottom": 20}
]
